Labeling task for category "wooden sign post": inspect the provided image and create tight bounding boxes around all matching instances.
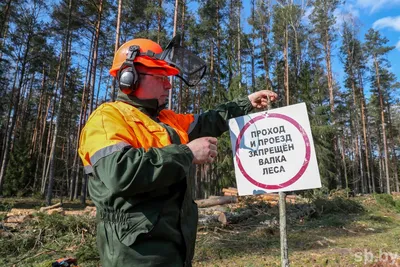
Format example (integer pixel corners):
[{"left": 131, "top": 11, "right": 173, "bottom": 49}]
[{"left": 228, "top": 103, "right": 321, "bottom": 267}]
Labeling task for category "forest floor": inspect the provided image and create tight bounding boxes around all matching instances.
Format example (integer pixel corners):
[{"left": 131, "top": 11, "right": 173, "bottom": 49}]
[{"left": 0, "top": 193, "right": 399, "bottom": 267}]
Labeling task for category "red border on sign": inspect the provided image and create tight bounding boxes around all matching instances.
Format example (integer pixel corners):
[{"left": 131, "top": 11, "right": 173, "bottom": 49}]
[{"left": 235, "top": 113, "right": 311, "bottom": 190}]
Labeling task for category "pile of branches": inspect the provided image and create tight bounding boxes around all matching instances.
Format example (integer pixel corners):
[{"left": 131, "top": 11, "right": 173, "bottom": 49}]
[{"left": 0, "top": 210, "right": 98, "bottom": 266}]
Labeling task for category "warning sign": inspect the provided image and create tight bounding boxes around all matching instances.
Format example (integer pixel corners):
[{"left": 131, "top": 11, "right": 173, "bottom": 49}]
[{"left": 229, "top": 102, "right": 321, "bottom": 196}]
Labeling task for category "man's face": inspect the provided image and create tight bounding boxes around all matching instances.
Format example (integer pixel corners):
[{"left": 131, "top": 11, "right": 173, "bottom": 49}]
[{"left": 134, "top": 73, "right": 172, "bottom": 106}]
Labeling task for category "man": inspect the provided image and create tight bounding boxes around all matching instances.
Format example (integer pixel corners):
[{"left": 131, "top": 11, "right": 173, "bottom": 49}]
[{"left": 78, "top": 36, "right": 277, "bottom": 267}]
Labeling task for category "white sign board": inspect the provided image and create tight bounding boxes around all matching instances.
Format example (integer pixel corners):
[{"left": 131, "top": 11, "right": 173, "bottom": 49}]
[{"left": 229, "top": 102, "right": 321, "bottom": 196}]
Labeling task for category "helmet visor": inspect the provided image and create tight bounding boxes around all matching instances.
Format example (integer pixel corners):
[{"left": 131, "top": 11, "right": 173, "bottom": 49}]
[
  {"left": 162, "top": 46, "right": 206, "bottom": 87},
  {"left": 156, "top": 34, "right": 206, "bottom": 87}
]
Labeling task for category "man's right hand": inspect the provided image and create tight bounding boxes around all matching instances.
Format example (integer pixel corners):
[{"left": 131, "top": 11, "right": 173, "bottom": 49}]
[{"left": 186, "top": 137, "right": 218, "bottom": 164}]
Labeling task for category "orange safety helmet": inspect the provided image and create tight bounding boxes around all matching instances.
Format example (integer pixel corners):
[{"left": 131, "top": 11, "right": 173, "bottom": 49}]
[{"left": 109, "top": 39, "right": 180, "bottom": 77}]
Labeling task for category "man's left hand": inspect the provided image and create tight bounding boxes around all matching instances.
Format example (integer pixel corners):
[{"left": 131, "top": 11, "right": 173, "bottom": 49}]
[{"left": 248, "top": 90, "right": 278, "bottom": 109}]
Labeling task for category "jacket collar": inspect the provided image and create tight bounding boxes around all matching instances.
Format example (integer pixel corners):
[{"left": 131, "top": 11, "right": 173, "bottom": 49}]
[{"left": 116, "top": 90, "right": 167, "bottom": 118}]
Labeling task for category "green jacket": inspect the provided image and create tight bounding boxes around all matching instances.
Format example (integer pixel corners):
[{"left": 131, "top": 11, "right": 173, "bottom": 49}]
[{"left": 78, "top": 92, "right": 253, "bottom": 266}]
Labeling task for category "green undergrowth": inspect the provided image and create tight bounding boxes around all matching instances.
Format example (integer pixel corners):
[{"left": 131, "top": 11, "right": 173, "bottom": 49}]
[
  {"left": 373, "top": 193, "right": 400, "bottom": 213},
  {"left": 0, "top": 212, "right": 98, "bottom": 266},
  {"left": 194, "top": 194, "right": 400, "bottom": 267},
  {"left": 1, "top": 194, "right": 399, "bottom": 266}
]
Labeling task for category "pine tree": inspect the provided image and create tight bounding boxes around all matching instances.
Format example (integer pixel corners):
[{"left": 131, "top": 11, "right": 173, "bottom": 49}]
[
  {"left": 364, "top": 28, "right": 395, "bottom": 194},
  {"left": 0, "top": 0, "right": 48, "bottom": 194}
]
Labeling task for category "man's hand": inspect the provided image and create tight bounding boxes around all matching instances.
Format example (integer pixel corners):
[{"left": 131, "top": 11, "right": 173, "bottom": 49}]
[
  {"left": 248, "top": 90, "right": 278, "bottom": 109},
  {"left": 186, "top": 137, "right": 218, "bottom": 164}
]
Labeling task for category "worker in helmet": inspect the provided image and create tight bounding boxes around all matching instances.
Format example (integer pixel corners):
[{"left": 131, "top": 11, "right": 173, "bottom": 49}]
[{"left": 78, "top": 35, "right": 277, "bottom": 267}]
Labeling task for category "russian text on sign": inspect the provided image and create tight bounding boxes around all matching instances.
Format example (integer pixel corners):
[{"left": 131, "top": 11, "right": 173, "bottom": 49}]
[
  {"left": 248, "top": 144, "right": 295, "bottom": 157},
  {"left": 258, "top": 155, "right": 287, "bottom": 165},
  {"left": 250, "top": 126, "right": 286, "bottom": 138},
  {"left": 262, "top": 166, "right": 286, "bottom": 175}
]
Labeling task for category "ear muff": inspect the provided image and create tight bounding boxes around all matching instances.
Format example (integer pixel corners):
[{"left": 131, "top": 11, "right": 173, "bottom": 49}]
[
  {"left": 118, "top": 45, "right": 140, "bottom": 94},
  {"left": 119, "top": 65, "right": 139, "bottom": 94}
]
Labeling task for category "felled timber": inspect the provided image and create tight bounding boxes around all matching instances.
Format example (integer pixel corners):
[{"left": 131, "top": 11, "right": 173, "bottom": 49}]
[
  {"left": 195, "top": 196, "right": 238, "bottom": 208},
  {"left": 39, "top": 202, "right": 62, "bottom": 212}
]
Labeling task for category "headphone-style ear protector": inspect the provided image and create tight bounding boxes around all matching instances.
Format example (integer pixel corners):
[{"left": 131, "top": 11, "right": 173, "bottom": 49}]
[{"left": 118, "top": 45, "right": 140, "bottom": 94}]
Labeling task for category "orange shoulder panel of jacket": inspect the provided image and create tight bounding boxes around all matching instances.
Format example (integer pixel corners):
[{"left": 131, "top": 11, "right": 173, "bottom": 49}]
[
  {"left": 113, "top": 101, "right": 172, "bottom": 148},
  {"left": 78, "top": 103, "right": 140, "bottom": 167},
  {"left": 159, "top": 110, "right": 194, "bottom": 144}
]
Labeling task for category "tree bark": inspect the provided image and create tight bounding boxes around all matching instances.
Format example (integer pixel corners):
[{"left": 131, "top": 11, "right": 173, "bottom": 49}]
[
  {"left": 0, "top": 61, "right": 19, "bottom": 163},
  {"left": 251, "top": 0, "right": 255, "bottom": 93},
  {"left": 46, "top": 0, "right": 73, "bottom": 205},
  {"left": 237, "top": 0, "right": 241, "bottom": 91},
  {"left": 386, "top": 100, "right": 399, "bottom": 192},
  {"left": 80, "top": 0, "right": 103, "bottom": 205},
  {"left": 195, "top": 196, "right": 238, "bottom": 208},
  {"left": 373, "top": 55, "right": 391, "bottom": 194},
  {"left": 111, "top": 0, "right": 122, "bottom": 101},
  {"left": 88, "top": 0, "right": 103, "bottom": 115},
  {"left": 157, "top": 0, "right": 162, "bottom": 44},
  {"left": 169, "top": 0, "right": 179, "bottom": 110},
  {"left": 283, "top": 19, "right": 289, "bottom": 105},
  {"left": 0, "top": 0, "right": 13, "bottom": 60},
  {"left": 0, "top": 30, "right": 33, "bottom": 194}
]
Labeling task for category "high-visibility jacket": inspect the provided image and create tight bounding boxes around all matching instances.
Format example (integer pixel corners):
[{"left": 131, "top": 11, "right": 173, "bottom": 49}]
[{"left": 78, "top": 92, "right": 253, "bottom": 267}]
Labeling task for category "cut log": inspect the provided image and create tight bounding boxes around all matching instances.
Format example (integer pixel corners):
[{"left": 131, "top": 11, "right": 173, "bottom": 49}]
[
  {"left": 199, "top": 205, "right": 228, "bottom": 215},
  {"left": 223, "top": 192, "right": 238, "bottom": 196},
  {"left": 222, "top": 188, "right": 238, "bottom": 194},
  {"left": 195, "top": 196, "right": 238, "bottom": 208},
  {"left": 3, "top": 214, "right": 33, "bottom": 228},
  {"left": 7, "top": 208, "right": 36, "bottom": 216},
  {"left": 47, "top": 207, "right": 65, "bottom": 215},
  {"left": 39, "top": 202, "right": 62, "bottom": 212},
  {"left": 258, "top": 194, "right": 296, "bottom": 202},
  {"left": 218, "top": 212, "right": 227, "bottom": 226},
  {"left": 198, "top": 209, "right": 254, "bottom": 225}
]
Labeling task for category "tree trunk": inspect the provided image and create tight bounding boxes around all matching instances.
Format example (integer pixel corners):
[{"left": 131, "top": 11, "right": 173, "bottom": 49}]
[
  {"left": 33, "top": 85, "right": 51, "bottom": 190},
  {"left": 95, "top": 61, "right": 104, "bottom": 108},
  {"left": 157, "top": 0, "right": 162, "bottom": 44},
  {"left": 88, "top": 0, "right": 103, "bottom": 115},
  {"left": 324, "top": 31, "right": 341, "bottom": 188},
  {"left": 46, "top": 0, "right": 73, "bottom": 205},
  {"left": 178, "top": 1, "right": 186, "bottom": 113},
  {"left": 350, "top": 77, "right": 362, "bottom": 192},
  {"left": 71, "top": 33, "right": 93, "bottom": 200},
  {"left": 31, "top": 65, "right": 46, "bottom": 156},
  {"left": 0, "top": 62, "right": 19, "bottom": 162},
  {"left": 373, "top": 55, "right": 391, "bottom": 194},
  {"left": 283, "top": 26, "right": 289, "bottom": 105},
  {"left": 340, "top": 135, "right": 348, "bottom": 193},
  {"left": 251, "top": 0, "right": 255, "bottom": 93},
  {"left": 358, "top": 71, "right": 373, "bottom": 193},
  {"left": 216, "top": 0, "right": 221, "bottom": 98},
  {"left": 0, "top": 0, "right": 13, "bottom": 60},
  {"left": 386, "top": 100, "right": 399, "bottom": 192},
  {"left": 41, "top": 92, "right": 57, "bottom": 195},
  {"left": 81, "top": 0, "right": 103, "bottom": 205},
  {"left": 169, "top": 0, "right": 179, "bottom": 110},
  {"left": 18, "top": 74, "right": 35, "bottom": 139},
  {"left": 260, "top": 0, "right": 270, "bottom": 80},
  {"left": 376, "top": 126, "right": 384, "bottom": 193},
  {"left": 70, "top": 83, "right": 87, "bottom": 200},
  {"left": 0, "top": 31, "right": 32, "bottom": 194},
  {"left": 237, "top": 0, "right": 241, "bottom": 91},
  {"left": 111, "top": 0, "right": 122, "bottom": 101}
]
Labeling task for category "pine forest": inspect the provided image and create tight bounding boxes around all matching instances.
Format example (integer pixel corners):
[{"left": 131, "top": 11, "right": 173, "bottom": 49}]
[{"left": 0, "top": 0, "right": 399, "bottom": 206}]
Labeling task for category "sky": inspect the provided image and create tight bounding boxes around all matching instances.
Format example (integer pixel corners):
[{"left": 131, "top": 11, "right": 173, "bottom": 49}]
[
  {"left": 237, "top": 0, "right": 400, "bottom": 97},
  {"left": 332, "top": 0, "right": 400, "bottom": 94},
  {"left": 46, "top": 0, "right": 399, "bottom": 101}
]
